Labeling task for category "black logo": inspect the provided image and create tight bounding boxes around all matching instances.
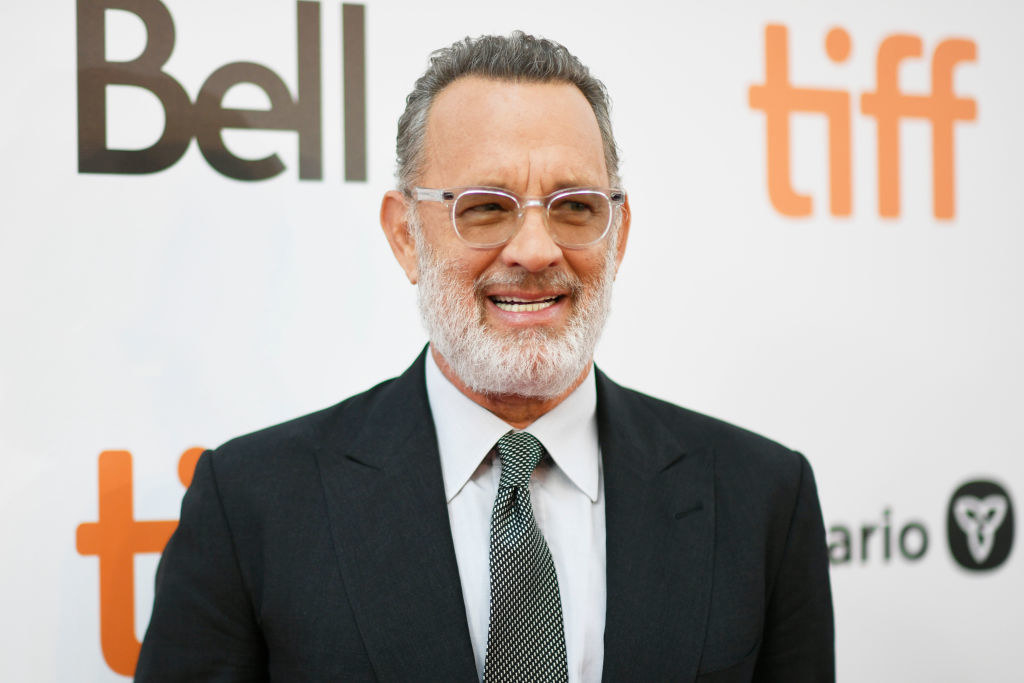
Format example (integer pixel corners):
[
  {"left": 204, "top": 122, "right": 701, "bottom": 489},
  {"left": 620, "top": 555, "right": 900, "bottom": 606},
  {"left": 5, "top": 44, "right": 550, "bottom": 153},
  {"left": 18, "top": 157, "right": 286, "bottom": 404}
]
[
  {"left": 946, "top": 479, "right": 1014, "bottom": 571},
  {"left": 76, "top": 0, "right": 366, "bottom": 181}
]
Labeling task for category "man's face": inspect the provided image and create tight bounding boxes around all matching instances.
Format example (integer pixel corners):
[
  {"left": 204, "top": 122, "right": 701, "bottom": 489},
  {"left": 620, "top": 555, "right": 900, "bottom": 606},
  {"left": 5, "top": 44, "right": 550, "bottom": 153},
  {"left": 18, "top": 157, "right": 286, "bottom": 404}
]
[{"left": 402, "top": 76, "right": 628, "bottom": 398}]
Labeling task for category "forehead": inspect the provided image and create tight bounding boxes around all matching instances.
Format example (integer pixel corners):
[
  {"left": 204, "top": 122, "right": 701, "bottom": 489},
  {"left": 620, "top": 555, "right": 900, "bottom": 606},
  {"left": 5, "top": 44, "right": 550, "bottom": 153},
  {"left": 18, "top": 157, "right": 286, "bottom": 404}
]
[{"left": 420, "top": 76, "right": 609, "bottom": 190}]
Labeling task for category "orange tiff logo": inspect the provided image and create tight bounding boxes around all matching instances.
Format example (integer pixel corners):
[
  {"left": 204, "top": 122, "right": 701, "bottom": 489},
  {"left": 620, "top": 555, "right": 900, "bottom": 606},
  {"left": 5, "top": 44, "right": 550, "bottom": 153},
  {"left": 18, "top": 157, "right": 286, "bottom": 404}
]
[
  {"left": 76, "top": 448, "right": 202, "bottom": 676},
  {"left": 748, "top": 24, "right": 976, "bottom": 219}
]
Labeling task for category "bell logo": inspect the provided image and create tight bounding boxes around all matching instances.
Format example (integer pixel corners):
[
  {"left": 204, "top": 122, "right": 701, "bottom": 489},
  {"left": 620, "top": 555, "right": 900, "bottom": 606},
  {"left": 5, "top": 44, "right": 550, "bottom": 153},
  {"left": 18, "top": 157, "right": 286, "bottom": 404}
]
[
  {"left": 748, "top": 24, "right": 977, "bottom": 219},
  {"left": 76, "top": 0, "right": 367, "bottom": 181},
  {"left": 946, "top": 480, "right": 1014, "bottom": 571}
]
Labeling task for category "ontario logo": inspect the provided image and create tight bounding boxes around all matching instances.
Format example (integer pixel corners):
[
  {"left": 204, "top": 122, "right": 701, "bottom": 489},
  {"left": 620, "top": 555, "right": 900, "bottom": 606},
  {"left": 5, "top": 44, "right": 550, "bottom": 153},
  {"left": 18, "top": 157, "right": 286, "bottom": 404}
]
[
  {"left": 827, "top": 476, "right": 1015, "bottom": 572},
  {"left": 947, "top": 479, "right": 1015, "bottom": 571}
]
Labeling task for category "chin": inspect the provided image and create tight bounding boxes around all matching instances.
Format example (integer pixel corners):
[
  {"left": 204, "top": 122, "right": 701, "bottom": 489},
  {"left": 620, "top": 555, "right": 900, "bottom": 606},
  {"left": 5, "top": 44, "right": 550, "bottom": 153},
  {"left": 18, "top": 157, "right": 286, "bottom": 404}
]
[{"left": 441, "top": 328, "right": 590, "bottom": 400}]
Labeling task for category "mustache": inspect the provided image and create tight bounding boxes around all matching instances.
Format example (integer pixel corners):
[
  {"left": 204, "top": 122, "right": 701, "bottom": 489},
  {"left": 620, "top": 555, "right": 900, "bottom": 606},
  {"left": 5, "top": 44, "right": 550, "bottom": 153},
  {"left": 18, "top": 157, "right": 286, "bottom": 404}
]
[{"left": 474, "top": 269, "right": 584, "bottom": 296}]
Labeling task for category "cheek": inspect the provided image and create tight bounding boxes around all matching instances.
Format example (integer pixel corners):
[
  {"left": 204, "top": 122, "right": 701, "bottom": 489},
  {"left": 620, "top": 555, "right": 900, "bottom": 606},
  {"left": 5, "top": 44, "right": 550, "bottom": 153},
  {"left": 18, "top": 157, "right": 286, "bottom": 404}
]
[
  {"left": 453, "top": 250, "right": 507, "bottom": 284},
  {"left": 422, "top": 231, "right": 496, "bottom": 281},
  {"left": 566, "top": 250, "right": 610, "bottom": 283},
  {"left": 435, "top": 255, "right": 493, "bottom": 306}
]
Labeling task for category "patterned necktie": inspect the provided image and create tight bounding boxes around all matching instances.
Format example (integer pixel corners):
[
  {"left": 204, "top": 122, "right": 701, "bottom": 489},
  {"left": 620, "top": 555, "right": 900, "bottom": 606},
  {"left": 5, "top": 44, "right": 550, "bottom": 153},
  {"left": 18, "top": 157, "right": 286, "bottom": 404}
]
[{"left": 483, "top": 430, "right": 569, "bottom": 683}]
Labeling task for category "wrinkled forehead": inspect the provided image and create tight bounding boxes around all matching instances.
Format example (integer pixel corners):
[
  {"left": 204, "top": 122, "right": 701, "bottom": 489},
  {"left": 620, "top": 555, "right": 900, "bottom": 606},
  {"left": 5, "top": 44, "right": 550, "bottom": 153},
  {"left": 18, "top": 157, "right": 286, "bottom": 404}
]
[{"left": 420, "top": 76, "right": 609, "bottom": 190}]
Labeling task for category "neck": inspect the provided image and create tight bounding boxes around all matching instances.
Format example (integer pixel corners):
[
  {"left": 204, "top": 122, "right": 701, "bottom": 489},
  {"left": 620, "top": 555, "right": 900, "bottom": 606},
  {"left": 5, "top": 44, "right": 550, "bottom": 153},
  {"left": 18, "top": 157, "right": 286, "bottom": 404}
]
[{"left": 431, "top": 345, "right": 590, "bottom": 429}]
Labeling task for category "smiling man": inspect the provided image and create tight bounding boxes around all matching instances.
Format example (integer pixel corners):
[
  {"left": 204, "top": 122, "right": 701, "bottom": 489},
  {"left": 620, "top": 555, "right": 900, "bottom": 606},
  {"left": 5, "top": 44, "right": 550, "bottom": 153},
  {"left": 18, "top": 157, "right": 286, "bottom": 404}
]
[
  {"left": 137, "top": 33, "right": 834, "bottom": 683},
  {"left": 382, "top": 74, "right": 623, "bottom": 423}
]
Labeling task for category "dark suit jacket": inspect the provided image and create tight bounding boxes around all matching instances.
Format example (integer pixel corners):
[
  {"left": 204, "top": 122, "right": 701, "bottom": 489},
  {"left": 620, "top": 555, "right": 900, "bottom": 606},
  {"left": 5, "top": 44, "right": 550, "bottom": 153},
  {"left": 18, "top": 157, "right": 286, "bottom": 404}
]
[{"left": 137, "top": 351, "right": 834, "bottom": 682}]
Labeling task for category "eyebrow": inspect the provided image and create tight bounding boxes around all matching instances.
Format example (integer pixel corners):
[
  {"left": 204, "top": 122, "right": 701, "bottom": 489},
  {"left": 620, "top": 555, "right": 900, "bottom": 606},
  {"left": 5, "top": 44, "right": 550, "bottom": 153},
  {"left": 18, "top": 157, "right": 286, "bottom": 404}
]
[
  {"left": 549, "top": 177, "right": 594, "bottom": 190},
  {"left": 468, "top": 176, "right": 601, "bottom": 192}
]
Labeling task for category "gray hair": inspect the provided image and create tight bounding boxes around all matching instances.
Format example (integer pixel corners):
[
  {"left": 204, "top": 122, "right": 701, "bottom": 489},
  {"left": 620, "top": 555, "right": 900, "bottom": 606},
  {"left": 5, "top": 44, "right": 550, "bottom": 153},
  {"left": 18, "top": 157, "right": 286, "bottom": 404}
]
[{"left": 395, "top": 31, "right": 621, "bottom": 192}]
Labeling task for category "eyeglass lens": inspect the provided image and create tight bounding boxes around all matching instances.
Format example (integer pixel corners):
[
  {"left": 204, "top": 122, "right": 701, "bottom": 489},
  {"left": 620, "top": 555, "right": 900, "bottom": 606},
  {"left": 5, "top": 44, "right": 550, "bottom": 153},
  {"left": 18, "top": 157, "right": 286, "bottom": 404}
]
[{"left": 453, "top": 190, "right": 611, "bottom": 247}]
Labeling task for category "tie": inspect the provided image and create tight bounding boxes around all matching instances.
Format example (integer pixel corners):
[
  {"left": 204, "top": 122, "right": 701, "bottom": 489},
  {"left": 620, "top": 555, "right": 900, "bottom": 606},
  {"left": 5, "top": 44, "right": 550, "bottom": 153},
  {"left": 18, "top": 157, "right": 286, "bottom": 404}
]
[{"left": 483, "top": 430, "right": 569, "bottom": 683}]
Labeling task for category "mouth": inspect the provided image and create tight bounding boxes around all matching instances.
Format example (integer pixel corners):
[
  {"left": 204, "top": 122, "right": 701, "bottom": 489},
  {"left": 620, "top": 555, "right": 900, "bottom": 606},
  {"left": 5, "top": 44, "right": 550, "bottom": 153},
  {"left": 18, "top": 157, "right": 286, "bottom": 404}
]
[{"left": 489, "top": 294, "right": 564, "bottom": 312}]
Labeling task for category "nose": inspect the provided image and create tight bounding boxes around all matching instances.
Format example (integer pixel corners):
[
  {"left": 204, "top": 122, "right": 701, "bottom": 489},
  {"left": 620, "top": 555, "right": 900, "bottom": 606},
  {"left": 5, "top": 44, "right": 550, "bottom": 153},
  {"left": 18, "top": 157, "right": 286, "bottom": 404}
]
[{"left": 498, "top": 204, "right": 563, "bottom": 272}]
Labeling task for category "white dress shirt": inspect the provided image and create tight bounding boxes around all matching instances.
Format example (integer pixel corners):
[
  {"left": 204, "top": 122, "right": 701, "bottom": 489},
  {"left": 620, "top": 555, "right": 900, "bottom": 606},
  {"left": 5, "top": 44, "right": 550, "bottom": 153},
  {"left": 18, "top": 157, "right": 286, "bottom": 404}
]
[{"left": 425, "top": 350, "right": 606, "bottom": 683}]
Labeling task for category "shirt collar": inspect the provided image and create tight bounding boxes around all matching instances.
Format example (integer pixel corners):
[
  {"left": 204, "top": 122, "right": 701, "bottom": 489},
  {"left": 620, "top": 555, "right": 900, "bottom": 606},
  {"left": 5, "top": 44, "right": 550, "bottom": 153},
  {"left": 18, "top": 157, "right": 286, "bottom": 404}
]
[{"left": 425, "top": 348, "right": 600, "bottom": 503}]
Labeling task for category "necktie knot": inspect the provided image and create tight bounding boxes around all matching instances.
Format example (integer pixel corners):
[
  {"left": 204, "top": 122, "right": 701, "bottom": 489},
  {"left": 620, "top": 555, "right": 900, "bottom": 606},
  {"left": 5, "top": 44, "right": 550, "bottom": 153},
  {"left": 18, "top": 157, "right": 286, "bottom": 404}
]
[{"left": 496, "top": 430, "right": 544, "bottom": 489}]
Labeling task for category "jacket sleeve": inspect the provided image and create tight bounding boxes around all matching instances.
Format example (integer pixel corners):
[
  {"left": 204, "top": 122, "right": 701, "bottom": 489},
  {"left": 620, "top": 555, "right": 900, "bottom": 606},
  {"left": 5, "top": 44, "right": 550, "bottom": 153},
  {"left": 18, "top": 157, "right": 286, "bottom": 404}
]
[
  {"left": 135, "top": 451, "right": 268, "bottom": 682},
  {"left": 753, "top": 454, "right": 835, "bottom": 682}
]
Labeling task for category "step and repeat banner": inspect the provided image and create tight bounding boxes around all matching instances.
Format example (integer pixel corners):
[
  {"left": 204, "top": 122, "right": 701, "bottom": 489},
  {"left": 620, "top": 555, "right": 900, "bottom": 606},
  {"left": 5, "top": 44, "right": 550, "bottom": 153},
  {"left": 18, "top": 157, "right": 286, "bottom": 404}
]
[{"left": 2, "top": 1, "right": 1020, "bottom": 680}]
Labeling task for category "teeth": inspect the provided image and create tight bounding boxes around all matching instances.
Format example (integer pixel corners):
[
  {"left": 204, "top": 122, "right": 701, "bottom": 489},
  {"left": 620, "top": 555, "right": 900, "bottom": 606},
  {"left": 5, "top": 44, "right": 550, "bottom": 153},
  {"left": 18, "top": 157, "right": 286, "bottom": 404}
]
[{"left": 493, "top": 297, "right": 558, "bottom": 312}]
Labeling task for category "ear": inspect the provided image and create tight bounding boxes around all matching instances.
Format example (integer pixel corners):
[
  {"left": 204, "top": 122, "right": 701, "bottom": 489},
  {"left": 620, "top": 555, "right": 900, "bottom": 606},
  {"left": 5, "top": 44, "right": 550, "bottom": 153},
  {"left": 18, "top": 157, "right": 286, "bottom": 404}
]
[
  {"left": 380, "top": 190, "right": 420, "bottom": 284},
  {"left": 612, "top": 195, "right": 631, "bottom": 276}
]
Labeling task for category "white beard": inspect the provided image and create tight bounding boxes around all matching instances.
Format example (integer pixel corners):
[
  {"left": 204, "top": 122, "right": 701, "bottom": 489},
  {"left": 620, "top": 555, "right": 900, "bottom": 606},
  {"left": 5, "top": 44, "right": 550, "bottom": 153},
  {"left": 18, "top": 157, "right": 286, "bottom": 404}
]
[{"left": 414, "top": 222, "right": 617, "bottom": 400}]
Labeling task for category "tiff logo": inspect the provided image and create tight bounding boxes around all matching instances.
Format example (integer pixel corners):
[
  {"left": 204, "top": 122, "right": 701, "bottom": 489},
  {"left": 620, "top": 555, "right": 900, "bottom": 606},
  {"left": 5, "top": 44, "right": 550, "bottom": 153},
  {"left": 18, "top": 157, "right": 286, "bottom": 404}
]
[
  {"left": 76, "top": 448, "right": 202, "bottom": 676},
  {"left": 748, "top": 24, "right": 977, "bottom": 220}
]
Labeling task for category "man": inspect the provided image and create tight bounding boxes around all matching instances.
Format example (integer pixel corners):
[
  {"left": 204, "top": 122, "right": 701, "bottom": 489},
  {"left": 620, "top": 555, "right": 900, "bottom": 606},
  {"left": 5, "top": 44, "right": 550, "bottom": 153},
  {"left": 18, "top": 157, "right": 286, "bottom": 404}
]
[{"left": 137, "top": 32, "right": 833, "bottom": 682}]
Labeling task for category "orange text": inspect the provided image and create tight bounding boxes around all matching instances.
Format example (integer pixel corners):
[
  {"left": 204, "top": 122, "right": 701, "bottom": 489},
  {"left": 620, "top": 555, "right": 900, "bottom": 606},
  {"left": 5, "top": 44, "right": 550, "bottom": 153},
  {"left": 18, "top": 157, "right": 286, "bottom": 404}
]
[
  {"left": 76, "top": 447, "right": 202, "bottom": 676},
  {"left": 749, "top": 24, "right": 976, "bottom": 219}
]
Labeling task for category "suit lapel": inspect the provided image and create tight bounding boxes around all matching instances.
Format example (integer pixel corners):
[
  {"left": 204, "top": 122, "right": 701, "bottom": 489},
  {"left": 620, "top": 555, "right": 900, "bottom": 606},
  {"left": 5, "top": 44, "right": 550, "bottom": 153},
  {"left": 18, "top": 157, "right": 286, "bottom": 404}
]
[
  {"left": 597, "top": 370, "right": 716, "bottom": 682},
  {"left": 314, "top": 351, "right": 478, "bottom": 681},
  {"left": 312, "top": 357, "right": 715, "bottom": 681}
]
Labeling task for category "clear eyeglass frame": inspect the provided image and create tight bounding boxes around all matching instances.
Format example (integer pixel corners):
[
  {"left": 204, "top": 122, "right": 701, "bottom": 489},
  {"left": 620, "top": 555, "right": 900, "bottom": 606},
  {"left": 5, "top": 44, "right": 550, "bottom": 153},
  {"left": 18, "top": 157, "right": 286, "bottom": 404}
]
[{"left": 412, "top": 185, "right": 626, "bottom": 249}]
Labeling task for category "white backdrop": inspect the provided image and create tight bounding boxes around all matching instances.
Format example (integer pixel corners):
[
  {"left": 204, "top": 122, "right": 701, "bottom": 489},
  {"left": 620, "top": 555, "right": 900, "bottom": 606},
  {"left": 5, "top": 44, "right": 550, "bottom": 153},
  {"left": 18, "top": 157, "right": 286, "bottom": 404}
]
[{"left": 1, "top": 0, "right": 1020, "bottom": 680}]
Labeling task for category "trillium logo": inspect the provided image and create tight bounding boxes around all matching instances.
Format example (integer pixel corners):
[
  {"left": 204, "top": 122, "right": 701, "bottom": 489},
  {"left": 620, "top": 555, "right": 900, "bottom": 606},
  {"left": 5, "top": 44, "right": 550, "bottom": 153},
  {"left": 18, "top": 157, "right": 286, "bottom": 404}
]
[
  {"left": 947, "top": 480, "right": 1014, "bottom": 571},
  {"left": 954, "top": 495, "right": 1007, "bottom": 563}
]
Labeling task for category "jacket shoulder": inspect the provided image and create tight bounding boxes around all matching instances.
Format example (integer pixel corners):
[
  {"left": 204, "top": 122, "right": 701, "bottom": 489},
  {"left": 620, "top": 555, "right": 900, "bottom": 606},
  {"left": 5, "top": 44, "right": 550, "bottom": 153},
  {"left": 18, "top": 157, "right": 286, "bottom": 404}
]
[
  {"left": 207, "top": 373, "right": 401, "bottom": 477},
  {"left": 598, "top": 374, "right": 809, "bottom": 488}
]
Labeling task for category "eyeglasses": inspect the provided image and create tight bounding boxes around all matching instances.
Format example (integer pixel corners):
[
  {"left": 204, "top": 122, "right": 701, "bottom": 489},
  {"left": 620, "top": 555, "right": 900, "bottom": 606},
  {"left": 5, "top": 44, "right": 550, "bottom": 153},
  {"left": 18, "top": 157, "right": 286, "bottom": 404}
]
[{"left": 413, "top": 186, "right": 626, "bottom": 249}]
